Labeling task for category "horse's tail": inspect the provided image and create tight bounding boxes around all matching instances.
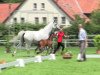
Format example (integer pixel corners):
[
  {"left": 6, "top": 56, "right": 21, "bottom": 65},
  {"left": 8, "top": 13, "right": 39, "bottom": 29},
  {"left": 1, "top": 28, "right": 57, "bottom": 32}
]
[
  {"left": 17, "top": 30, "right": 25, "bottom": 46},
  {"left": 21, "top": 33, "right": 25, "bottom": 46}
]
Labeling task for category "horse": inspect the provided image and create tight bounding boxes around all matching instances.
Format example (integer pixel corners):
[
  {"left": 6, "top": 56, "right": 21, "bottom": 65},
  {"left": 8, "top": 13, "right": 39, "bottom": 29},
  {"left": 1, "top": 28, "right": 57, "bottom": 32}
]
[
  {"left": 35, "top": 33, "right": 56, "bottom": 54},
  {"left": 13, "top": 20, "right": 59, "bottom": 55}
]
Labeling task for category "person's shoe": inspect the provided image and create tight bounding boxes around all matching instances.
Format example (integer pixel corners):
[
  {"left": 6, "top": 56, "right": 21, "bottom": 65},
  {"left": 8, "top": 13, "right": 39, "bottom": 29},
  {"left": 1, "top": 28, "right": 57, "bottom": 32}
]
[
  {"left": 83, "top": 57, "right": 86, "bottom": 61},
  {"left": 77, "top": 58, "right": 84, "bottom": 62},
  {"left": 77, "top": 60, "right": 83, "bottom": 62},
  {"left": 77, "top": 54, "right": 81, "bottom": 60},
  {"left": 83, "top": 54, "right": 87, "bottom": 61}
]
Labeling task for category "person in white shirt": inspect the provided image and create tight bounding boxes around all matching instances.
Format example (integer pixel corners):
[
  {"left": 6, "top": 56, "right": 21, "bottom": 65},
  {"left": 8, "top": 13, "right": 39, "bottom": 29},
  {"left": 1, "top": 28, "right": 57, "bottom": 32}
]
[{"left": 77, "top": 24, "right": 88, "bottom": 61}]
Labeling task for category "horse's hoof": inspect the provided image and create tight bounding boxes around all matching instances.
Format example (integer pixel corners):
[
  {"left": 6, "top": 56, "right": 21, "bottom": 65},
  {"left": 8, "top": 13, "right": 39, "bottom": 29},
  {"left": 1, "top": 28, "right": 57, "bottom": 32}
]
[
  {"left": 37, "top": 52, "right": 39, "bottom": 54},
  {"left": 37, "top": 52, "right": 41, "bottom": 54}
]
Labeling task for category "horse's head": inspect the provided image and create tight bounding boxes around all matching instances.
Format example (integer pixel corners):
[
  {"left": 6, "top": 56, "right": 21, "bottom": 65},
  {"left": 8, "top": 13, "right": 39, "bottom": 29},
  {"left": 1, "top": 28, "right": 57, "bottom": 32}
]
[{"left": 52, "top": 20, "right": 60, "bottom": 29}]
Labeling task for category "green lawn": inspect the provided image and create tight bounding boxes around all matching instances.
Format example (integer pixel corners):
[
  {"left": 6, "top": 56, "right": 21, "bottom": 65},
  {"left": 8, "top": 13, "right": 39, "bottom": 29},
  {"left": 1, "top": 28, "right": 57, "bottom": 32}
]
[{"left": 0, "top": 46, "right": 100, "bottom": 75}]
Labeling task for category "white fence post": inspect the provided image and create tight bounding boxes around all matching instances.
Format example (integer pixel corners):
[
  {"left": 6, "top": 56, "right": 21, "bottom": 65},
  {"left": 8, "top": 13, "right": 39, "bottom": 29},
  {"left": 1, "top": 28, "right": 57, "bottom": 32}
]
[
  {"left": 15, "top": 59, "right": 25, "bottom": 67},
  {"left": 0, "top": 55, "right": 56, "bottom": 71},
  {"left": 49, "top": 54, "right": 56, "bottom": 60},
  {"left": 34, "top": 55, "right": 42, "bottom": 63}
]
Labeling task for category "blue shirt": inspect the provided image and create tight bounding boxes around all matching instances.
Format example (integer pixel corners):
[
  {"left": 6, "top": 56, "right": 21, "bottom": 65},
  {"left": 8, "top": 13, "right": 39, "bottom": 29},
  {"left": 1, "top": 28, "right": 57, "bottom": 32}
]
[{"left": 78, "top": 28, "right": 87, "bottom": 41}]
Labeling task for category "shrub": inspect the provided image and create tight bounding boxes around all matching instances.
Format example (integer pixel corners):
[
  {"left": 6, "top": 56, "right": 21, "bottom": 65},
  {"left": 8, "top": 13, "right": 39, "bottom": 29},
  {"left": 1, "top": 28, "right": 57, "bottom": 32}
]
[{"left": 93, "top": 35, "right": 100, "bottom": 50}]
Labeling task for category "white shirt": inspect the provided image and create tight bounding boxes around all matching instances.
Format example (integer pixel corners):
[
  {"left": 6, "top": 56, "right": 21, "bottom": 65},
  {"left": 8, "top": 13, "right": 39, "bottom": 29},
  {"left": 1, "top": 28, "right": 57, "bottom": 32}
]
[{"left": 78, "top": 28, "right": 87, "bottom": 41}]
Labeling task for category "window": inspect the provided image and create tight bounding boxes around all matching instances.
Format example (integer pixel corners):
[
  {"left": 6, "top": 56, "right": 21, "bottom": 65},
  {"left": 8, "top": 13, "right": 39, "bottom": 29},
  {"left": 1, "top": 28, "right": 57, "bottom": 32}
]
[
  {"left": 53, "top": 17, "right": 58, "bottom": 24},
  {"left": 21, "top": 17, "right": 25, "bottom": 23},
  {"left": 41, "top": 3, "right": 45, "bottom": 10},
  {"left": 35, "top": 17, "right": 39, "bottom": 24},
  {"left": 43, "top": 17, "right": 47, "bottom": 24},
  {"left": 33, "top": 3, "right": 37, "bottom": 10},
  {"left": 61, "top": 17, "right": 66, "bottom": 24},
  {"left": 13, "top": 18, "right": 17, "bottom": 23}
]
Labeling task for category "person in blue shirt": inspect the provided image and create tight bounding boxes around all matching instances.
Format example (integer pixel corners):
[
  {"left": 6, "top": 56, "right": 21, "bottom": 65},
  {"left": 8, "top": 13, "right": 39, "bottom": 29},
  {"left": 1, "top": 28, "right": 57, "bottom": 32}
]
[{"left": 77, "top": 24, "right": 88, "bottom": 62}]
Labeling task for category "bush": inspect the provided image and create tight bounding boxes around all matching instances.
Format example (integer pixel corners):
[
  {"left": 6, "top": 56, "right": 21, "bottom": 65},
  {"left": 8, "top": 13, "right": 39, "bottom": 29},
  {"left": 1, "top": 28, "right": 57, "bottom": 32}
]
[
  {"left": 89, "top": 10, "right": 100, "bottom": 34},
  {"left": 10, "top": 23, "right": 45, "bottom": 35},
  {"left": 0, "top": 24, "right": 9, "bottom": 40},
  {"left": 93, "top": 35, "right": 100, "bottom": 50},
  {"left": 0, "top": 23, "right": 46, "bottom": 40}
]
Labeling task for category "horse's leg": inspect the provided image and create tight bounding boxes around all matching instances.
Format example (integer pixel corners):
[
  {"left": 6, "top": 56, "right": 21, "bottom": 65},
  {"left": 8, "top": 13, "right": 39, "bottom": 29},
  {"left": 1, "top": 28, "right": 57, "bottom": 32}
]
[
  {"left": 49, "top": 45, "right": 53, "bottom": 54},
  {"left": 25, "top": 41, "right": 31, "bottom": 55},
  {"left": 36, "top": 47, "right": 42, "bottom": 54},
  {"left": 45, "top": 46, "right": 49, "bottom": 55},
  {"left": 35, "top": 46, "right": 39, "bottom": 52},
  {"left": 37, "top": 46, "right": 45, "bottom": 54},
  {"left": 46, "top": 45, "right": 53, "bottom": 55},
  {"left": 12, "top": 39, "right": 21, "bottom": 57},
  {"left": 12, "top": 47, "right": 17, "bottom": 57},
  {"left": 37, "top": 40, "right": 46, "bottom": 54},
  {"left": 35, "top": 41, "right": 40, "bottom": 53},
  {"left": 47, "top": 41, "right": 53, "bottom": 54}
]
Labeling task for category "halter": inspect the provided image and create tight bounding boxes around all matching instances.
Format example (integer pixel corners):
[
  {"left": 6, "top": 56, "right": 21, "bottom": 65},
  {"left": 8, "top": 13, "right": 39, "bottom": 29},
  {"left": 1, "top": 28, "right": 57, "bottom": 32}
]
[{"left": 53, "top": 19, "right": 60, "bottom": 29}]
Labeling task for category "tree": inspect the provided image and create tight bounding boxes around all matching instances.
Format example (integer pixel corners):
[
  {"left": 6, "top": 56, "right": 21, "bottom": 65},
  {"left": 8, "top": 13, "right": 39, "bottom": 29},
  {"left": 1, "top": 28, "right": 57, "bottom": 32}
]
[
  {"left": 10, "top": 23, "right": 45, "bottom": 35},
  {"left": 0, "top": 0, "right": 4, "bottom": 2},
  {"left": 0, "top": 0, "right": 23, "bottom": 3},
  {"left": 91, "top": 10, "right": 100, "bottom": 25},
  {"left": 66, "top": 15, "right": 85, "bottom": 35},
  {"left": 90, "top": 10, "right": 100, "bottom": 34},
  {"left": 66, "top": 10, "right": 100, "bottom": 35},
  {"left": 0, "top": 24, "right": 9, "bottom": 40}
]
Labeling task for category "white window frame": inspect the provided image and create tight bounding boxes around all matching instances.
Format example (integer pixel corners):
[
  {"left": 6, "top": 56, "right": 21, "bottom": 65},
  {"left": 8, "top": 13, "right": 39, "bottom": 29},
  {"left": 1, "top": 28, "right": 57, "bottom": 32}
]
[
  {"left": 13, "top": 17, "right": 17, "bottom": 23},
  {"left": 33, "top": 3, "right": 37, "bottom": 10},
  {"left": 41, "top": 3, "right": 45, "bottom": 10},
  {"left": 43, "top": 17, "right": 47, "bottom": 24},
  {"left": 53, "top": 17, "right": 58, "bottom": 24},
  {"left": 61, "top": 17, "right": 66, "bottom": 24},
  {"left": 35, "top": 17, "right": 39, "bottom": 24},
  {"left": 21, "top": 17, "right": 25, "bottom": 23}
]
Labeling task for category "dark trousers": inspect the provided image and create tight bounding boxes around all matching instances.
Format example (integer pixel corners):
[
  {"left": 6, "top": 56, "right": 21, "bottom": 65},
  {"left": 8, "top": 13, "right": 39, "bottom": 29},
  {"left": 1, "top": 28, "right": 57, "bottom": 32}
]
[
  {"left": 53, "top": 42, "right": 64, "bottom": 54},
  {"left": 79, "top": 40, "right": 86, "bottom": 60}
]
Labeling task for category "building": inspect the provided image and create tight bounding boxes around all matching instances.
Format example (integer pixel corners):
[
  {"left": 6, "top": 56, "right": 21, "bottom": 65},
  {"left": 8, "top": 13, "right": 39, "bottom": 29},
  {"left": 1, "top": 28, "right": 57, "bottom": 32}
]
[{"left": 0, "top": 0, "right": 99, "bottom": 26}]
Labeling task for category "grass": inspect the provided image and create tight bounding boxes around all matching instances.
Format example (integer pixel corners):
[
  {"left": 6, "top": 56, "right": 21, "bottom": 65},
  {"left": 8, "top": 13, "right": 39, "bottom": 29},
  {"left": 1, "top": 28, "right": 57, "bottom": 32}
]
[{"left": 0, "top": 46, "right": 100, "bottom": 75}]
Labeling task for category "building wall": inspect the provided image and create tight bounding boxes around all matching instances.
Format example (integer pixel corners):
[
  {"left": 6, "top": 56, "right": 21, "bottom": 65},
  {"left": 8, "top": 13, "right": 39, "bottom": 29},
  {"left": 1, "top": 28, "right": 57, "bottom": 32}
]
[{"left": 6, "top": 0, "right": 71, "bottom": 26}]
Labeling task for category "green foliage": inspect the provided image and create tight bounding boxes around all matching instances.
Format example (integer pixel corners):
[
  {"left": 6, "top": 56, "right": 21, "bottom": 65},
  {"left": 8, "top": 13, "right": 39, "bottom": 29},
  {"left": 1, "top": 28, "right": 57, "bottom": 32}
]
[
  {"left": 66, "top": 15, "right": 85, "bottom": 38},
  {"left": 93, "top": 35, "right": 100, "bottom": 50},
  {"left": 0, "top": 23, "right": 45, "bottom": 39},
  {"left": 0, "top": 24, "right": 9, "bottom": 40},
  {"left": 4, "top": 41, "right": 12, "bottom": 49},
  {"left": 66, "top": 10, "right": 100, "bottom": 35},
  {"left": 0, "top": 0, "right": 3, "bottom": 2},
  {"left": 91, "top": 10, "right": 100, "bottom": 25},
  {"left": 84, "top": 23, "right": 100, "bottom": 34},
  {"left": 89, "top": 10, "right": 100, "bottom": 34},
  {"left": 0, "top": 0, "right": 23, "bottom": 3},
  {"left": 11, "top": 23, "right": 45, "bottom": 35}
]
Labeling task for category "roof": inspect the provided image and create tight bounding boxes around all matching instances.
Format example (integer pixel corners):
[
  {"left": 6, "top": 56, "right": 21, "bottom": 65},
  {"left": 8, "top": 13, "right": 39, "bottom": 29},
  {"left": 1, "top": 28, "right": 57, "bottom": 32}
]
[
  {"left": 0, "top": 0, "right": 99, "bottom": 23},
  {"left": 77, "top": 0, "right": 99, "bottom": 13},
  {"left": 0, "top": 3, "right": 20, "bottom": 23},
  {"left": 54, "top": 0, "right": 99, "bottom": 19}
]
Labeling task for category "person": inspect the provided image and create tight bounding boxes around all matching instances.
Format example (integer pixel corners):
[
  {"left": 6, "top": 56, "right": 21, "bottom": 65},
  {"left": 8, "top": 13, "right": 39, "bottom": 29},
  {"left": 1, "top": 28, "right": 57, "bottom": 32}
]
[
  {"left": 52, "top": 28, "right": 67, "bottom": 54},
  {"left": 77, "top": 24, "right": 88, "bottom": 61}
]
